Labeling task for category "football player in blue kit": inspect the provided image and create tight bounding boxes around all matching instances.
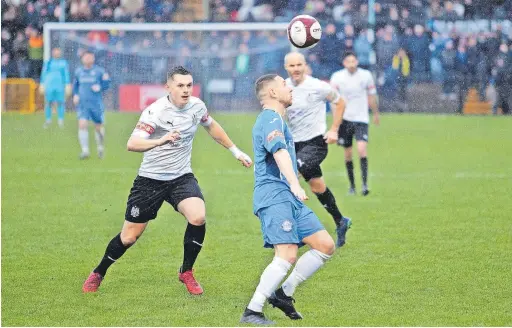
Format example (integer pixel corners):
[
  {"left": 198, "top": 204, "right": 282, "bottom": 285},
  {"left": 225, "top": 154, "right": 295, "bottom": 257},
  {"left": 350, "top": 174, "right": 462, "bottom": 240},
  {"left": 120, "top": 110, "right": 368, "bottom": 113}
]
[{"left": 240, "top": 74, "right": 349, "bottom": 325}]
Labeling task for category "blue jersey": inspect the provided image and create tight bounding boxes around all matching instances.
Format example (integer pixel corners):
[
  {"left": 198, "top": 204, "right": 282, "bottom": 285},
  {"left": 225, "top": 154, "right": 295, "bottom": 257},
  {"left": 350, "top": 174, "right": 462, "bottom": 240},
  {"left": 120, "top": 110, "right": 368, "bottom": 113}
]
[
  {"left": 40, "top": 58, "right": 70, "bottom": 89},
  {"left": 73, "top": 65, "right": 110, "bottom": 108},
  {"left": 252, "top": 109, "right": 299, "bottom": 214}
]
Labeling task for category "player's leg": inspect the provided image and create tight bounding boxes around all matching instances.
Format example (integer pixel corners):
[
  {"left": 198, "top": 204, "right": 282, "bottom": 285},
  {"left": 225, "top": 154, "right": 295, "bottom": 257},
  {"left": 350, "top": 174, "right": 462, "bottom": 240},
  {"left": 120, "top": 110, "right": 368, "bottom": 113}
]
[
  {"left": 271, "top": 206, "right": 340, "bottom": 319},
  {"left": 83, "top": 176, "right": 167, "bottom": 292},
  {"left": 43, "top": 88, "right": 55, "bottom": 128},
  {"left": 339, "top": 121, "right": 356, "bottom": 194},
  {"left": 167, "top": 173, "right": 207, "bottom": 295},
  {"left": 242, "top": 202, "right": 299, "bottom": 324},
  {"left": 56, "top": 89, "right": 66, "bottom": 127},
  {"left": 77, "top": 104, "right": 91, "bottom": 159},
  {"left": 355, "top": 123, "right": 370, "bottom": 196},
  {"left": 297, "top": 137, "right": 345, "bottom": 227},
  {"left": 91, "top": 107, "right": 105, "bottom": 159}
]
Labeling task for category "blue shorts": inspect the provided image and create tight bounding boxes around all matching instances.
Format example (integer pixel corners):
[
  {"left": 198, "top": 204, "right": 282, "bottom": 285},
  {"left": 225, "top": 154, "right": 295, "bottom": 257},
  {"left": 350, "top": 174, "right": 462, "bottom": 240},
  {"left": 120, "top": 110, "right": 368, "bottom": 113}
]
[
  {"left": 257, "top": 201, "right": 325, "bottom": 248},
  {"left": 45, "top": 88, "right": 65, "bottom": 103},
  {"left": 77, "top": 106, "right": 104, "bottom": 124}
]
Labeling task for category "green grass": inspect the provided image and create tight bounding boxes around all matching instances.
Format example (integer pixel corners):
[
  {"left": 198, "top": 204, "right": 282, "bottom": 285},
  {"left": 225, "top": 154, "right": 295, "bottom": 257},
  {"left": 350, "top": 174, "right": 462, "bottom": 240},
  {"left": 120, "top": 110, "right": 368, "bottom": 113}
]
[{"left": 2, "top": 112, "right": 511, "bottom": 327}]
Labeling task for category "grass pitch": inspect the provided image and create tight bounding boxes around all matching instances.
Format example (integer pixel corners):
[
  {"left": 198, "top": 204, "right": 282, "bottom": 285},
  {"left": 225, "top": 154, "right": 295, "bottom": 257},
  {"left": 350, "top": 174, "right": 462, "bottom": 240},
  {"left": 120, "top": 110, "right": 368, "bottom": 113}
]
[{"left": 1, "top": 112, "right": 511, "bottom": 326}]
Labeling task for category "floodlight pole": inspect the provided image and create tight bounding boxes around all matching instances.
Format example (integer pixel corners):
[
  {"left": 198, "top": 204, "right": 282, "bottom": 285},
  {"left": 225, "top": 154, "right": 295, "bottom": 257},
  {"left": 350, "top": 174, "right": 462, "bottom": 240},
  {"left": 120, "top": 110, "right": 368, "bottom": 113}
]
[{"left": 368, "top": 0, "right": 376, "bottom": 66}]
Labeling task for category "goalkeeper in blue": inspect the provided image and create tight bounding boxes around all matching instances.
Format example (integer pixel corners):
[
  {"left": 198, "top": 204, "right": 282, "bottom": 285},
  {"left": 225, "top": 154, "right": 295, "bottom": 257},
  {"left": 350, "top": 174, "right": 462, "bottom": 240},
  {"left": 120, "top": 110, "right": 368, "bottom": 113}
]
[
  {"left": 240, "top": 74, "right": 348, "bottom": 325},
  {"left": 73, "top": 51, "right": 110, "bottom": 159},
  {"left": 40, "top": 47, "right": 71, "bottom": 128}
]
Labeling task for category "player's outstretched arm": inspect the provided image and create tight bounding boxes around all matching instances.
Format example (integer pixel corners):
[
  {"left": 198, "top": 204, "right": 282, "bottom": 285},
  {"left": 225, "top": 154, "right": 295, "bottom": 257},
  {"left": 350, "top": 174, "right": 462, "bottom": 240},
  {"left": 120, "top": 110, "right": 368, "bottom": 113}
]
[
  {"left": 273, "top": 149, "right": 308, "bottom": 201},
  {"left": 127, "top": 131, "right": 180, "bottom": 152},
  {"left": 202, "top": 119, "right": 252, "bottom": 168}
]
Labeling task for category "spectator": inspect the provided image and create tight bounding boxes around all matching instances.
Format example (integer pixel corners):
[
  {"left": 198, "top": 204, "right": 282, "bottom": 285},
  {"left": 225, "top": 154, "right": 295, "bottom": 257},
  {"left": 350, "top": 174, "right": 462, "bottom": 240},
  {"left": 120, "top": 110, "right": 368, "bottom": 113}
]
[
  {"left": 455, "top": 43, "right": 471, "bottom": 113},
  {"left": 406, "top": 25, "right": 431, "bottom": 82},
  {"left": 316, "top": 24, "right": 343, "bottom": 75},
  {"left": 443, "top": 1, "right": 461, "bottom": 21},
  {"left": 441, "top": 40, "right": 458, "bottom": 100},
  {"left": 492, "top": 54, "right": 511, "bottom": 115},
  {"left": 27, "top": 28, "right": 43, "bottom": 80},
  {"left": 2, "top": 53, "right": 17, "bottom": 79},
  {"left": 354, "top": 29, "right": 371, "bottom": 69},
  {"left": 391, "top": 48, "right": 411, "bottom": 111}
]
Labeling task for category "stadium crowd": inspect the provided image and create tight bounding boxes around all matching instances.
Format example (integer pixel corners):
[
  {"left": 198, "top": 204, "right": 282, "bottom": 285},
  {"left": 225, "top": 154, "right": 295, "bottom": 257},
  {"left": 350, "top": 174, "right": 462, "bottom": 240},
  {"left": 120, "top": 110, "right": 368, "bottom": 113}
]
[{"left": 2, "top": 0, "right": 512, "bottom": 110}]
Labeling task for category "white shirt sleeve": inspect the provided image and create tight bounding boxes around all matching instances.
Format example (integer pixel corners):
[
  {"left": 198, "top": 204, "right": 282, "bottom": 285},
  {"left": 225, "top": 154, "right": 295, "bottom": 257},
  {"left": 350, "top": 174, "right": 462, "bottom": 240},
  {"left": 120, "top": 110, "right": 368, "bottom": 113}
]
[
  {"left": 366, "top": 71, "right": 377, "bottom": 95},
  {"left": 131, "top": 107, "right": 158, "bottom": 139},
  {"left": 319, "top": 80, "right": 340, "bottom": 103}
]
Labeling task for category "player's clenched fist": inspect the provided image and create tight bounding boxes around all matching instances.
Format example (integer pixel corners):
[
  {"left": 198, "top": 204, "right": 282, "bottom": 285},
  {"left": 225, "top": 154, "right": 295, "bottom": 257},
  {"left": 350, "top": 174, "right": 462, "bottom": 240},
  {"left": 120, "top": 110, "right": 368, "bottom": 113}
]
[
  {"left": 237, "top": 152, "right": 253, "bottom": 168},
  {"left": 73, "top": 95, "right": 80, "bottom": 105},
  {"left": 323, "top": 129, "right": 338, "bottom": 144},
  {"left": 158, "top": 131, "right": 181, "bottom": 145},
  {"left": 290, "top": 183, "right": 308, "bottom": 201}
]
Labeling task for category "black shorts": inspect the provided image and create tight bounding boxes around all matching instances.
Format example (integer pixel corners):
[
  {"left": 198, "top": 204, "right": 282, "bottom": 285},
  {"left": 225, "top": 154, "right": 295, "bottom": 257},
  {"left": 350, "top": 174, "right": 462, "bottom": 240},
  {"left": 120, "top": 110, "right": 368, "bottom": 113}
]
[
  {"left": 125, "top": 173, "right": 204, "bottom": 223},
  {"left": 294, "top": 135, "right": 328, "bottom": 181},
  {"left": 337, "top": 120, "right": 369, "bottom": 148}
]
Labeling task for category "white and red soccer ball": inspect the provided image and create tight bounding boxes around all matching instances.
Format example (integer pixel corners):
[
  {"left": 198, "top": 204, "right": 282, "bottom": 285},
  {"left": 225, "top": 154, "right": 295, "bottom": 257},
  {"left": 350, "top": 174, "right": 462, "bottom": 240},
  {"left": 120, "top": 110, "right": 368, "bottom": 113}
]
[{"left": 287, "top": 15, "right": 322, "bottom": 49}]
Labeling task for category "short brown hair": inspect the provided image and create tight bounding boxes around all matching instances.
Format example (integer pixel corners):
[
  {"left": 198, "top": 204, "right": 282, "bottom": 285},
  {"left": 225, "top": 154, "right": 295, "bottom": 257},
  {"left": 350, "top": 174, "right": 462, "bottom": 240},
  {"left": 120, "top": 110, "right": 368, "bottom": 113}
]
[
  {"left": 254, "top": 74, "right": 278, "bottom": 99},
  {"left": 167, "top": 66, "right": 192, "bottom": 80}
]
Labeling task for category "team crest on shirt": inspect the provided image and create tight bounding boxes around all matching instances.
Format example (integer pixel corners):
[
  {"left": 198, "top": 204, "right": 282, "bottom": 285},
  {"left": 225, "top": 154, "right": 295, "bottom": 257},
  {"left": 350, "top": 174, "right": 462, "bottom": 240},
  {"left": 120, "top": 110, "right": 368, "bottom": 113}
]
[
  {"left": 281, "top": 220, "right": 293, "bottom": 232},
  {"left": 131, "top": 206, "right": 140, "bottom": 218}
]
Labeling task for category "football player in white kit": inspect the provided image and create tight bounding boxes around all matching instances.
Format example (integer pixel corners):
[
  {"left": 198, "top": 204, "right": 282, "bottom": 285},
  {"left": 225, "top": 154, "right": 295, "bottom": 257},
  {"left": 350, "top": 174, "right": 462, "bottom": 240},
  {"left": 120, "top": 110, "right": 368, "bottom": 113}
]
[
  {"left": 82, "top": 66, "right": 253, "bottom": 295},
  {"left": 330, "top": 52, "right": 380, "bottom": 196},
  {"left": 284, "top": 52, "right": 352, "bottom": 248}
]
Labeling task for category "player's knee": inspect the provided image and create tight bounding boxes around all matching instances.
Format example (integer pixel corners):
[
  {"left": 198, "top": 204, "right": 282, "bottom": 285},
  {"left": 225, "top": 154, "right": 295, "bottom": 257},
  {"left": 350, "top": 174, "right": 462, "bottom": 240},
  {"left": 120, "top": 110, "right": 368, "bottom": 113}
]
[
  {"left": 120, "top": 233, "right": 140, "bottom": 246},
  {"left": 344, "top": 149, "right": 353, "bottom": 161},
  {"left": 309, "top": 177, "right": 326, "bottom": 194},
  {"left": 315, "top": 237, "right": 336, "bottom": 256},
  {"left": 187, "top": 214, "right": 205, "bottom": 226}
]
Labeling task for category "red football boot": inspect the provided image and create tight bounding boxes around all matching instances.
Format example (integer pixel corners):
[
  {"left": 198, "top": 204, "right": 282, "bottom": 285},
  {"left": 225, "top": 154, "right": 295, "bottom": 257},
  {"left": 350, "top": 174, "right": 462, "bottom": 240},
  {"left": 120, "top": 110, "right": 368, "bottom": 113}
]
[
  {"left": 178, "top": 270, "right": 203, "bottom": 295},
  {"left": 82, "top": 272, "right": 103, "bottom": 293}
]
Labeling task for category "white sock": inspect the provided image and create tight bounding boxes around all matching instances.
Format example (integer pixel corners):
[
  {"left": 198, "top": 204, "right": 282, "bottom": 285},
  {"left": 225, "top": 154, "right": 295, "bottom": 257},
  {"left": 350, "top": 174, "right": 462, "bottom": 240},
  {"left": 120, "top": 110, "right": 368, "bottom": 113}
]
[
  {"left": 78, "top": 129, "right": 89, "bottom": 154},
  {"left": 247, "top": 257, "right": 292, "bottom": 313},
  {"left": 95, "top": 127, "right": 105, "bottom": 152},
  {"left": 281, "top": 249, "right": 331, "bottom": 297}
]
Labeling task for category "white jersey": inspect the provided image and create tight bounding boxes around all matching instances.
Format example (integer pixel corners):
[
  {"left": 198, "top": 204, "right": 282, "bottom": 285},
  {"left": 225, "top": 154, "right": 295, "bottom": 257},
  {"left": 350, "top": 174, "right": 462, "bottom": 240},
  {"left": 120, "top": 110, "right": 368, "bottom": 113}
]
[
  {"left": 285, "top": 75, "right": 340, "bottom": 142},
  {"left": 330, "top": 68, "right": 376, "bottom": 124},
  {"left": 131, "top": 96, "right": 213, "bottom": 181}
]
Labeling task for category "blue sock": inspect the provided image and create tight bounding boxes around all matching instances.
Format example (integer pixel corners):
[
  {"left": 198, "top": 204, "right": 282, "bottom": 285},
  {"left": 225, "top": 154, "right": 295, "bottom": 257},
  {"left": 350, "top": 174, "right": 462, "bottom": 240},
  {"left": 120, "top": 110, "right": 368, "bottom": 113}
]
[
  {"left": 44, "top": 103, "right": 52, "bottom": 122},
  {"left": 57, "top": 102, "right": 65, "bottom": 121}
]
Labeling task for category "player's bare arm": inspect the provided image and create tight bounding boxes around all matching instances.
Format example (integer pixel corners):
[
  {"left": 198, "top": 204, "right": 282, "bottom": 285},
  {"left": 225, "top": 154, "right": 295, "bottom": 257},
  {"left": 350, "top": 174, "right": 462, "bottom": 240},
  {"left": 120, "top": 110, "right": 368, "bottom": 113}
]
[
  {"left": 127, "top": 131, "right": 181, "bottom": 152},
  {"left": 368, "top": 94, "right": 380, "bottom": 125},
  {"left": 325, "top": 92, "right": 345, "bottom": 144},
  {"left": 273, "top": 149, "right": 308, "bottom": 201},
  {"left": 202, "top": 118, "right": 253, "bottom": 168}
]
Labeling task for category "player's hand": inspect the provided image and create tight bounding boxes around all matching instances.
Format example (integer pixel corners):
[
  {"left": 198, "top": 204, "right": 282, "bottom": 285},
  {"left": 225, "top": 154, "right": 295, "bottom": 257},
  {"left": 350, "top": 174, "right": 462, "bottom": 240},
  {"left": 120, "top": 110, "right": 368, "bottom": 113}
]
[
  {"left": 158, "top": 130, "right": 181, "bottom": 146},
  {"left": 373, "top": 113, "right": 380, "bottom": 126},
  {"left": 237, "top": 152, "right": 253, "bottom": 168},
  {"left": 102, "top": 73, "right": 109, "bottom": 80},
  {"left": 91, "top": 84, "right": 101, "bottom": 92},
  {"left": 323, "top": 129, "right": 338, "bottom": 144},
  {"left": 290, "top": 183, "right": 308, "bottom": 201},
  {"left": 73, "top": 95, "right": 80, "bottom": 106},
  {"left": 65, "top": 85, "right": 72, "bottom": 97},
  {"left": 38, "top": 85, "right": 45, "bottom": 95}
]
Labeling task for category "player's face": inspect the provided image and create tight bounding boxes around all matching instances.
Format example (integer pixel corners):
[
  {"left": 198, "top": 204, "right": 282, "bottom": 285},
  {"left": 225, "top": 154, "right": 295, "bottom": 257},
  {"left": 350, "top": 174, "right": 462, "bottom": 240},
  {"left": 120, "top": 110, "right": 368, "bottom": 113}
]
[
  {"left": 285, "top": 57, "right": 306, "bottom": 83},
  {"left": 343, "top": 55, "right": 358, "bottom": 73},
  {"left": 52, "top": 48, "right": 61, "bottom": 59},
  {"left": 273, "top": 76, "right": 293, "bottom": 107},
  {"left": 82, "top": 53, "right": 95, "bottom": 66},
  {"left": 166, "top": 74, "right": 193, "bottom": 107}
]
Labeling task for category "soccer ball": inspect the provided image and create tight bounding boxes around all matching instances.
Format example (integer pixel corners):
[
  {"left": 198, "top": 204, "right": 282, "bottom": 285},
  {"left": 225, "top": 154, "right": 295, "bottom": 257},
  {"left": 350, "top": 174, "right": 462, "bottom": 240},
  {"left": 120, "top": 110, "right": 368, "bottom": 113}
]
[{"left": 287, "top": 15, "right": 322, "bottom": 49}]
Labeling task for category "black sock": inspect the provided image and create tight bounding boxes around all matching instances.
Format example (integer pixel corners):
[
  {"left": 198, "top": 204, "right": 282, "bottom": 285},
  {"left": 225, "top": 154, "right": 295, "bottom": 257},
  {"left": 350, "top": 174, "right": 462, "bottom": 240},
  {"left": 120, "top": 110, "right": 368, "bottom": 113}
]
[
  {"left": 93, "top": 233, "right": 132, "bottom": 277},
  {"left": 181, "top": 223, "right": 206, "bottom": 273},
  {"left": 360, "top": 157, "right": 368, "bottom": 187},
  {"left": 315, "top": 187, "right": 343, "bottom": 226},
  {"left": 345, "top": 161, "right": 355, "bottom": 189}
]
